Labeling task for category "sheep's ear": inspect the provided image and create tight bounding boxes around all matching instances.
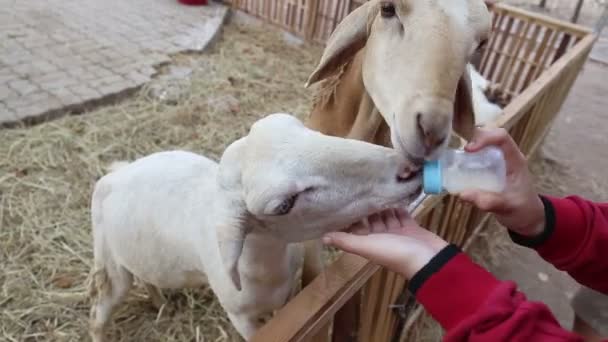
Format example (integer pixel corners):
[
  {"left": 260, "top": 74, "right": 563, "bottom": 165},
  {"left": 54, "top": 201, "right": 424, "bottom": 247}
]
[
  {"left": 305, "top": 1, "right": 376, "bottom": 87},
  {"left": 452, "top": 68, "right": 476, "bottom": 141},
  {"left": 217, "top": 218, "right": 247, "bottom": 291},
  {"left": 216, "top": 137, "right": 249, "bottom": 291}
]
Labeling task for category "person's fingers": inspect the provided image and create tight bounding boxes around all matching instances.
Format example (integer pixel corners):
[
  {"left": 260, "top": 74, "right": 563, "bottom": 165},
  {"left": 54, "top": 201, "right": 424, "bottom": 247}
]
[
  {"left": 368, "top": 213, "right": 385, "bottom": 233},
  {"left": 395, "top": 207, "right": 408, "bottom": 224},
  {"left": 383, "top": 209, "right": 401, "bottom": 231},
  {"left": 459, "top": 190, "right": 505, "bottom": 212},
  {"left": 322, "top": 232, "right": 382, "bottom": 259},
  {"left": 465, "top": 128, "right": 525, "bottom": 168},
  {"left": 395, "top": 207, "right": 417, "bottom": 227},
  {"left": 348, "top": 220, "right": 371, "bottom": 235},
  {"left": 465, "top": 127, "right": 506, "bottom": 151},
  {"left": 383, "top": 208, "right": 419, "bottom": 234}
]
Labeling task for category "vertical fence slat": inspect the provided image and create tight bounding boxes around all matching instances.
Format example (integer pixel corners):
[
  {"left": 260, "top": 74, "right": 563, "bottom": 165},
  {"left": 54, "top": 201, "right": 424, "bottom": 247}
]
[
  {"left": 383, "top": 275, "right": 407, "bottom": 342},
  {"left": 495, "top": 18, "right": 524, "bottom": 85},
  {"left": 502, "top": 20, "right": 532, "bottom": 91},
  {"left": 332, "top": 290, "right": 361, "bottom": 341},
  {"left": 358, "top": 269, "right": 384, "bottom": 341},
  {"left": 522, "top": 26, "right": 554, "bottom": 89},
  {"left": 509, "top": 23, "right": 541, "bottom": 93},
  {"left": 306, "top": 0, "right": 320, "bottom": 40},
  {"left": 533, "top": 29, "right": 562, "bottom": 79},
  {"left": 374, "top": 269, "right": 398, "bottom": 341},
  {"left": 487, "top": 16, "right": 515, "bottom": 82},
  {"left": 481, "top": 10, "right": 504, "bottom": 73}
]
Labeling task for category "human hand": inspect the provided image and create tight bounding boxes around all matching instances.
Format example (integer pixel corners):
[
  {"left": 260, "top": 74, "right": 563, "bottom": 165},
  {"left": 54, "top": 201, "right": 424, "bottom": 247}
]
[
  {"left": 459, "top": 128, "right": 545, "bottom": 237},
  {"left": 322, "top": 208, "right": 447, "bottom": 279}
]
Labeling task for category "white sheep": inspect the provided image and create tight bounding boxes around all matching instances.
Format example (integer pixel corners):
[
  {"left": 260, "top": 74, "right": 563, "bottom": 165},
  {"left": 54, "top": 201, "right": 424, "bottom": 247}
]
[
  {"left": 468, "top": 64, "right": 504, "bottom": 126},
  {"left": 88, "top": 113, "right": 423, "bottom": 341}
]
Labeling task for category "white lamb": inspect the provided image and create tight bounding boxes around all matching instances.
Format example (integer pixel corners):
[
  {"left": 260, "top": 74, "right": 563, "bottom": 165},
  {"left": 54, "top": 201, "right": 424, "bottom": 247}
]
[
  {"left": 88, "top": 113, "right": 423, "bottom": 341},
  {"left": 468, "top": 64, "right": 504, "bottom": 126}
]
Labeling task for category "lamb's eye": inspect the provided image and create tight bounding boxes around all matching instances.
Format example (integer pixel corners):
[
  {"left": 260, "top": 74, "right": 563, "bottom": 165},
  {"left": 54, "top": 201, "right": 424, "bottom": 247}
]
[
  {"left": 380, "top": 2, "right": 396, "bottom": 18},
  {"left": 274, "top": 194, "right": 298, "bottom": 215}
]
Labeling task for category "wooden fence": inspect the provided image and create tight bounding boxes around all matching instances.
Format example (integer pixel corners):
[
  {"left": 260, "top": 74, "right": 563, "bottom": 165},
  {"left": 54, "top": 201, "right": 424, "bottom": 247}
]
[
  {"left": 223, "top": 1, "right": 597, "bottom": 341},
  {"left": 224, "top": 0, "right": 366, "bottom": 43}
]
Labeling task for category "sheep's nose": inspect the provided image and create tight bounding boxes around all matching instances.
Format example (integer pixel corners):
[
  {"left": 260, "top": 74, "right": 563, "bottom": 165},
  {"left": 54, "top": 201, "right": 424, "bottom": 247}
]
[{"left": 416, "top": 112, "right": 448, "bottom": 155}]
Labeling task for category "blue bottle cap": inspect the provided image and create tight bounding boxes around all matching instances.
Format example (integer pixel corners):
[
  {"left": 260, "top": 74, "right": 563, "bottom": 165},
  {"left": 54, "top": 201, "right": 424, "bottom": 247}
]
[{"left": 423, "top": 159, "right": 443, "bottom": 194}]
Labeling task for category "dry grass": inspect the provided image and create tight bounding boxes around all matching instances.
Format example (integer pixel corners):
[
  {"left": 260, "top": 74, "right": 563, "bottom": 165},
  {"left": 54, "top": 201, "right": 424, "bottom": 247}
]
[
  {"left": 0, "top": 21, "right": 321, "bottom": 341},
  {"left": 1, "top": 5, "right": 599, "bottom": 342}
]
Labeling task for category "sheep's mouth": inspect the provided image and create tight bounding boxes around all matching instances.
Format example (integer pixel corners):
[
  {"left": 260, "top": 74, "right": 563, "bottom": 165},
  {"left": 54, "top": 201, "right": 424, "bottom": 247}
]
[
  {"left": 338, "top": 188, "right": 424, "bottom": 232},
  {"left": 391, "top": 127, "right": 425, "bottom": 167},
  {"left": 397, "top": 169, "right": 421, "bottom": 183}
]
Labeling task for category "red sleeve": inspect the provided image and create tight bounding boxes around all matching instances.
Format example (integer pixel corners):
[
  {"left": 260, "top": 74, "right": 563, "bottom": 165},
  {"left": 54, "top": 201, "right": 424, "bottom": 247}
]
[
  {"left": 509, "top": 195, "right": 608, "bottom": 294},
  {"left": 410, "top": 246, "right": 590, "bottom": 341}
]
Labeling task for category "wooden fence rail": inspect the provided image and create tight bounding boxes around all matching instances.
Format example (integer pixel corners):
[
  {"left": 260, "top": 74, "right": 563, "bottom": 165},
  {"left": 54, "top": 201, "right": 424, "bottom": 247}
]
[{"left": 222, "top": 1, "right": 596, "bottom": 340}]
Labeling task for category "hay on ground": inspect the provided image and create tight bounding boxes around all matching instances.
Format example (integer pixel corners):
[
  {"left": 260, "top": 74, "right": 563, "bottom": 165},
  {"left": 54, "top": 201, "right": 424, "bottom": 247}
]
[{"left": 0, "top": 21, "right": 321, "bottom": 341}]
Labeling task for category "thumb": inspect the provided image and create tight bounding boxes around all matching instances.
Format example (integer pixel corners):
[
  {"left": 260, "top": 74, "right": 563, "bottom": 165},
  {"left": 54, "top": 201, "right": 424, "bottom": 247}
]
[
  {"left": 459, "top": 190, "right": 505, "bottom": 212},
  {"left": 323, "top": 232, "right": 378, "bottom": 259}
]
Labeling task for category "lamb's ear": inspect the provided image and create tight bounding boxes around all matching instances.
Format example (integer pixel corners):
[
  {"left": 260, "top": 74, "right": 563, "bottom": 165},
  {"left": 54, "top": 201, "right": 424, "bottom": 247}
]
[
  {"left": 452, "top": 68, "right": 477, "bottom": 141},
  {"left": 217, "top": 217, "right": 247, "bottom": 291},
  {"left": 305, "top": 1, "right": 376, "bottom": 87},
  {"left": 216, "top": 137, "right": 249, "bottom": 291}
]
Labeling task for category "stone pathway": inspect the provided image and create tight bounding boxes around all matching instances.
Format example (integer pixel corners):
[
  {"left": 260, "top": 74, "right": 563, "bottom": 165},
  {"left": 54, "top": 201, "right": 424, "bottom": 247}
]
[
  {"left": 0, "top": 0, "right": 228, "bottom": 125},
  {"left": 590, "top": 30, "right": 608, "bottom": 65}
]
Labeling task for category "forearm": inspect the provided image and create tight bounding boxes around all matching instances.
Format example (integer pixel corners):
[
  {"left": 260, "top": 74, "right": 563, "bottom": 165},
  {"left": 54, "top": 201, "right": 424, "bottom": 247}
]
[
  {"left": 411, "top": 245, "right": 585, "bottom": 341},
  {"left": 509, "top": 195, "right": 608, "bottom": 293}
]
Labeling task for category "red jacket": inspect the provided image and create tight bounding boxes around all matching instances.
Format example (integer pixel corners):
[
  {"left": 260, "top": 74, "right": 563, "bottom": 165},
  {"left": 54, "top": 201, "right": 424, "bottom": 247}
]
[{"left": 409, "top": 195, "right": 608, "bottom": 341}]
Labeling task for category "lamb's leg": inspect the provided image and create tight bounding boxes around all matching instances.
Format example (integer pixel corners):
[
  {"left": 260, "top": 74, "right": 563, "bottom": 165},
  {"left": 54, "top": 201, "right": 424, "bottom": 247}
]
[
  {"left": 89, "top": 264, "right": 133, "bottom": 342},
  {"left": 144, "top": 283, "right": 166, "bottom": 310}
]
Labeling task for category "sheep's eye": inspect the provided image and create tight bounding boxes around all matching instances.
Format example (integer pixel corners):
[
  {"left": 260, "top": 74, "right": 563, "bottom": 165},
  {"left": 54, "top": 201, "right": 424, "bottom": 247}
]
[
  {"left": 274, "top": 194, "right": 298, "bottom": 215},
  {"left": 380, "top": 2, "right": 396, "bottom": 18}
]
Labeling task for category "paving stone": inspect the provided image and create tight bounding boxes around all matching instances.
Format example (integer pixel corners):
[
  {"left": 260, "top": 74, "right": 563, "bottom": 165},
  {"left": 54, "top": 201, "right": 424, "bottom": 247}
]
[
  {"left": 124, "top": 71, "right": 149, "bottom": 85},
  {"left": 0, "top": 101, "right": 10, "bottom": 113},
  {"left": 15, "top": 100, "right": 62, "bottom": 120},
  {"left": 25, "top": 91, "right": 52, "bottom": 103},
  {"left": 8, "top": 79, "right": 38, "bottom": 96},
  {"left": 41, "top": 77, "right": 79, "bottom": 90},
  {"left": 68, "top": 85, "right": 100, "bottom": 99},
  {"left": 0, "top": 0, "right": 228, "bottom": 124},
  {"left": 32, "top": 60, "right": 58, "bottom": 74},
  {"left": 0, "top": 72, "right": 20, "bottom": 85},
  {"left": 33, "top": 71, "right": 66, "bottom": 84},
  {"left": 0, "top": 85, "right": 18, "bottom": 101},
  {"left": 48, "top": 88, "right": 82, "bottom": 107},
  {"left": 0, "top": 103, "right": 18, "bottom": 121}
]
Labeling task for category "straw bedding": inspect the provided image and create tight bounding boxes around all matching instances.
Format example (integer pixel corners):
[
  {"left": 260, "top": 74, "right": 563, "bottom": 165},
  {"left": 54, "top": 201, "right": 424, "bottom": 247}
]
[{"left": 0, "top": 22, "right": 321, "bottom": 341}]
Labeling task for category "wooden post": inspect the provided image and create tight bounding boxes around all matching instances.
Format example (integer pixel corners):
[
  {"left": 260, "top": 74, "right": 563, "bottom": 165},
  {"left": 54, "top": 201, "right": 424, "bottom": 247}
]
[
  {"left": 305, "top": 0, "right": 320, "bottom": 41},
  {"left": 571, "top": 0, "right": 584, "bottom": 24},
  {"left": 332, "top": 291, "right": 361, "bottom": 342}
]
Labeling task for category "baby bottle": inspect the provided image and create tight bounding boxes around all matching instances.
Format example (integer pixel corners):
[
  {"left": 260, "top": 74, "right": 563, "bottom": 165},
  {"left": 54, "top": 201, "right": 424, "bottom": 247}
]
[{"left": 423, "top": 146, "right": 506, "bottom": 194}]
